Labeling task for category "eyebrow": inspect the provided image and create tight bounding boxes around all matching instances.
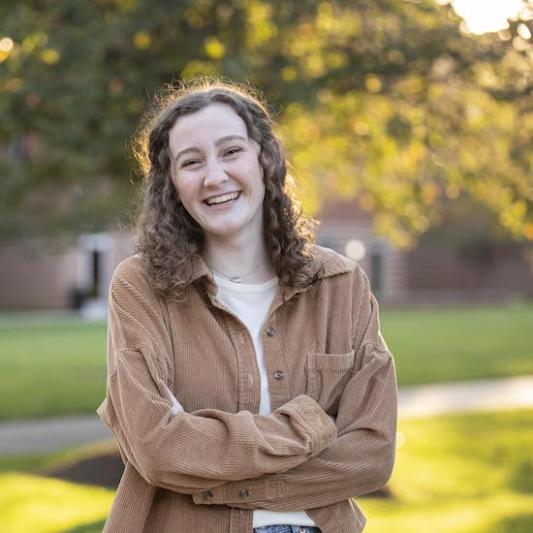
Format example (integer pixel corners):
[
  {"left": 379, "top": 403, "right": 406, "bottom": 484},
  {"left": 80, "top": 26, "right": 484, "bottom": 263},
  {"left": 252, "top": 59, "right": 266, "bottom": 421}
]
[{"left": 174, "top": 135, "right": 247, "bottom": 162}]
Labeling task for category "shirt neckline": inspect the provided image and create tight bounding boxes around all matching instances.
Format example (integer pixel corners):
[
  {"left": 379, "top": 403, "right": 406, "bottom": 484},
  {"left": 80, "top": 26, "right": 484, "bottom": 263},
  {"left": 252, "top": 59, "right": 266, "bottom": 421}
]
[{"left": 212, "top": 272, "right": 279, "bottom": 293}]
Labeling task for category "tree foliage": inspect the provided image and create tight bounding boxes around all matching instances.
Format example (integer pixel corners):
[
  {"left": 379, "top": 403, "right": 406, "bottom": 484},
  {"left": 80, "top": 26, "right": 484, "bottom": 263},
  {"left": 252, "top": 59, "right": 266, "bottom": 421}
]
[{"left": 0, "top": 0, "right": 531, "bottom": 246}]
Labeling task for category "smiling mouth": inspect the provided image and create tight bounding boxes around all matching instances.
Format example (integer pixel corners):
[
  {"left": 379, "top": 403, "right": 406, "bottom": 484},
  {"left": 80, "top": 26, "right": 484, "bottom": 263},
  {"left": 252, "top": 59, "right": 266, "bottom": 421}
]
[{"left": 204, "top": 191, "right": 242, "bottom": 206}]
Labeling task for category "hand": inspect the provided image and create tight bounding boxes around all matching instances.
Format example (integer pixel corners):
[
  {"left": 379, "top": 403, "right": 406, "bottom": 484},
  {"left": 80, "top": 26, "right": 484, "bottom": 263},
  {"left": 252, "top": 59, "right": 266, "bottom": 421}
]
[{"left": 161, "top": 382, "right": 185, "bottom": 417}]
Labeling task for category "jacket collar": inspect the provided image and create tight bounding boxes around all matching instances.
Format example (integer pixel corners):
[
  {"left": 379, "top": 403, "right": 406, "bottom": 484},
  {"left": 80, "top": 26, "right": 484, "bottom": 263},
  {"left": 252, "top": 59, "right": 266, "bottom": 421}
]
[{"left": 308, "top": 244, "right": 356, "bottom": 277}]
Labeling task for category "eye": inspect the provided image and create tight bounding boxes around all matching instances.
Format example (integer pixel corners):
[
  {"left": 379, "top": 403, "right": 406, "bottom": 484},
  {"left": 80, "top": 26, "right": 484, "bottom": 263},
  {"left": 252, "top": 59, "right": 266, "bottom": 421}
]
[
  {"left": 224, "top": 147, "right": 243, "bottom": 156},
  {"left": 181, "top": 159, "right": 200, "bottom": 168}
]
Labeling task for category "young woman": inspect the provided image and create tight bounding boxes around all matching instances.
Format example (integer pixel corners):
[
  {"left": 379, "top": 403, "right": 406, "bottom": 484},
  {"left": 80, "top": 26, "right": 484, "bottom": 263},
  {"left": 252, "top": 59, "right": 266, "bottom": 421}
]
[{"left": 97, "top": 79, "right": 398, "bottom": 533}]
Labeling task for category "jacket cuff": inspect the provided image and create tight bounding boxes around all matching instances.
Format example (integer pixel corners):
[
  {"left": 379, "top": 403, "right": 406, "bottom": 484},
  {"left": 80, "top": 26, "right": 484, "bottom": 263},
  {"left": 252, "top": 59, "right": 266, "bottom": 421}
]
[
  {"left": 192, "top": 480, "right": 284, "bottom": 506},
  {"left": 278, "top": 394, "right": 337, "bottom": 456}
]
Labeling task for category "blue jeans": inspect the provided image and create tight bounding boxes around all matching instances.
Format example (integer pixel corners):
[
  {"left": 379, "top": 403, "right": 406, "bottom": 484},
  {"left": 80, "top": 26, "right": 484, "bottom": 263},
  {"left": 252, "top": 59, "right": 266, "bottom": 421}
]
[{"left": 253, "top": 526, "right": 321, "bottom": 533}]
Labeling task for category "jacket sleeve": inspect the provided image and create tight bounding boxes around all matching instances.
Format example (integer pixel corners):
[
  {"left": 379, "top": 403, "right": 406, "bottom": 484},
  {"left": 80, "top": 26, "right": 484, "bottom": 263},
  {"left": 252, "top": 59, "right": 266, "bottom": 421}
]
[
  {"left": 192, "top": 265, "right": 398, "bottom": 510},
  {"left": 96, "top": 258, "right": 337, "bottom": 495}
]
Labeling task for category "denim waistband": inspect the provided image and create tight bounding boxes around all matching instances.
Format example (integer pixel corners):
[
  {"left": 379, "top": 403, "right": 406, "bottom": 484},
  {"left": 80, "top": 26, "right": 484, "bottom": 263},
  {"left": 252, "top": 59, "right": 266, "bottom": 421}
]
[{"left": 253, "top": 526, "right": 321, "bottom": 533}]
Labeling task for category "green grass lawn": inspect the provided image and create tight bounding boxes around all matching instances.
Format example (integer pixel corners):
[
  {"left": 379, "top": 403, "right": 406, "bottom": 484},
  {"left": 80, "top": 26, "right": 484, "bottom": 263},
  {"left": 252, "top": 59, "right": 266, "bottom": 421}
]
[
  {"left": 0, "top": 472, "right": 111, "bottom": 533},
  {"left": 1, "top": 408, "right": 531, "bottom": 532},
  {"left": 0, "top": 315, "right": 107, "bottom": 420},
  {"left": 0, "top": 440, "right": 117, "bottom": 533},
  {"left": 360, "top": 407, "right": 533, "bottom": 532},
  {"left": 1, "top": 302, "right": 532, "bottom": 420},
  {"left": 381, "top": 302, "right": 533, "bottom": 386}
]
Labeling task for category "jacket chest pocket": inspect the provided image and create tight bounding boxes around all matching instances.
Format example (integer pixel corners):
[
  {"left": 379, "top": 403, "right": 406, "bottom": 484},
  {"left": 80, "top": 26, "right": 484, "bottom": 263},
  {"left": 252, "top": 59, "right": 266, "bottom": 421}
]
[{"left": 305, "top": 350, "right": 355, "bottom": 415}]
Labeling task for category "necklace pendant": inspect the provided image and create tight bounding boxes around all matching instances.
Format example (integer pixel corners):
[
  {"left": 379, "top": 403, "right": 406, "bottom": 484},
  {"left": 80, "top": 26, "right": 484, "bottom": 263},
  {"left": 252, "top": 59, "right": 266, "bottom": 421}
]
[{"left": 229, "top": 276, "right": 242, "bottom": 283}]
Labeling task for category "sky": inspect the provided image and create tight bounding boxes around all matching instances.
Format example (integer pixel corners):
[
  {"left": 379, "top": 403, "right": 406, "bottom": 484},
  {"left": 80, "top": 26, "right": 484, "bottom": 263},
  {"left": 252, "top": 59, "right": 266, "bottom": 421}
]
[{"left": 438, "top": 0, "right": 526, "bottom": 34}]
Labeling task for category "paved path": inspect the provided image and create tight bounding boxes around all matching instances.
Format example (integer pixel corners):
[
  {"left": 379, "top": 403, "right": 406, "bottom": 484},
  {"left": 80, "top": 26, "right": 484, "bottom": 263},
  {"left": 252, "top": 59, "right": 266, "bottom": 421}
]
[
  {"left": 1, "top": 375, "right": 532, "bottom": 456},
  {"left": 0, "top": 415, "right": 112, "bottom": 456},
  {"left": 397, "top": 375, "right": 533, "bottom": 418}
]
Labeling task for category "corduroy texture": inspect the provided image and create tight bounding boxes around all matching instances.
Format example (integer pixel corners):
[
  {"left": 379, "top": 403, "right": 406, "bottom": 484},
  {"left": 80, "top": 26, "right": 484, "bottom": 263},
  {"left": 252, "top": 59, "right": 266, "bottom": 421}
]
[{"left": 96, "top": 245, "right": 398, "bottom": 533}]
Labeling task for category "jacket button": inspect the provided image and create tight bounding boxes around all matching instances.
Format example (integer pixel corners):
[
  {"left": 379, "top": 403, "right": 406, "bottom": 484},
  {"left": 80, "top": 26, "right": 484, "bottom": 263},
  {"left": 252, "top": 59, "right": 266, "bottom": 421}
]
[
  {"left": 266, "top": 326, "right": 275, "bottom": 337},
  {"left": 239, "top": 489, "right": 250, "bottom": 499},
  {"left": 203, "top": 490, "right": 213, "bottom": 500},
  {"left": 273, "top": 370, "right": 285, "bottom": 380}
]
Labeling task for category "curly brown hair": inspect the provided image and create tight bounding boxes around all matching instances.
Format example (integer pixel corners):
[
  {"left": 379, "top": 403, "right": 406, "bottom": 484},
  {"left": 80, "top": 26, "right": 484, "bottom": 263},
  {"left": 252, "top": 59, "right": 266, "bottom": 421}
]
[{"left": 130, "top": 77, "right": 324, "bottom": 303}]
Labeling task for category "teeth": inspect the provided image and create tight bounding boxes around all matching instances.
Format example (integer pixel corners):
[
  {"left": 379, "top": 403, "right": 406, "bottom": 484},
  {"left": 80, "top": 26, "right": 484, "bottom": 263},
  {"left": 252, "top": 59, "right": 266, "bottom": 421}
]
[{"left": 205, "top": 192, "right": 240, "bottom": 206}]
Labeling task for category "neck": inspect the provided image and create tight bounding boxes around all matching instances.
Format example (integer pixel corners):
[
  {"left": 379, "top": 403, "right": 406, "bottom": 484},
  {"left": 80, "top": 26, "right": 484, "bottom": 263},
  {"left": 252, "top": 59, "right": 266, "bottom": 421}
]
[{"left": 203, "top": 232, "right": 276, "bottom": 284}]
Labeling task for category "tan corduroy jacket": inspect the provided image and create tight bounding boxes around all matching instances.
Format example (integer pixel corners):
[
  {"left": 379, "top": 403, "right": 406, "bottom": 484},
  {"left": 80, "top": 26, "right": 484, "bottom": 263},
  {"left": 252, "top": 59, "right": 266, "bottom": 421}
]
[{"left": 96, "top": 245, "right": 398, "bottom": 533}]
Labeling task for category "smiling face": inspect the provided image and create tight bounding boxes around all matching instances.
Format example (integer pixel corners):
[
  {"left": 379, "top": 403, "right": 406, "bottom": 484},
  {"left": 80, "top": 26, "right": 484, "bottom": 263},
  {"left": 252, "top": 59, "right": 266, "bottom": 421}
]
[{"left": 168, "top": 103, "right": 266, "bottom": 244}]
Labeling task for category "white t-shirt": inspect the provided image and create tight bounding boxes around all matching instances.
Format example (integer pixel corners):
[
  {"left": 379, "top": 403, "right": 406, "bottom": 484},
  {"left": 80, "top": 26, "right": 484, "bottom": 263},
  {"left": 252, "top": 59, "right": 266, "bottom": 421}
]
[{"left": 213, "top": 273, "right": 316, "bottom": 529}]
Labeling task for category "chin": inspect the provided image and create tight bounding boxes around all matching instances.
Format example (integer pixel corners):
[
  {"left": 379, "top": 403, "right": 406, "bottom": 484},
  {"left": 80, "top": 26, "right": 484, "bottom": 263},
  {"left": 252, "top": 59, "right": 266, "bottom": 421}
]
[{"left": 205, "top": 223, "right": 245, "bottom": 238}]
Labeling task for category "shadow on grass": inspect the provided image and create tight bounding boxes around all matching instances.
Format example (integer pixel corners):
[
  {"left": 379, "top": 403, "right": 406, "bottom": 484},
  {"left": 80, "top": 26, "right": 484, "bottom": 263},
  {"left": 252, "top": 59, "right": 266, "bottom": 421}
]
[
  {"left": 507, "top": 458, "right": 533, "bottom": 493},
  {"left": 61, "top": 519, "right": 106, "bottom": 532},
  {"left": 486, "top": 512, "right": 533, "bottom": 533},
  {"left": 38, "top": 452, "right": 123, "bottom": 489}
]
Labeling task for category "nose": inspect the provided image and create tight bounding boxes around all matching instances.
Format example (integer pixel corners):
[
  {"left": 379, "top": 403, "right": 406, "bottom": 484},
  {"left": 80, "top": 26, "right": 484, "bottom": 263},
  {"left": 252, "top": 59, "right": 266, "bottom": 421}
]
[{"left": 203, "top": 157, "right": 228, "bottom": 187}]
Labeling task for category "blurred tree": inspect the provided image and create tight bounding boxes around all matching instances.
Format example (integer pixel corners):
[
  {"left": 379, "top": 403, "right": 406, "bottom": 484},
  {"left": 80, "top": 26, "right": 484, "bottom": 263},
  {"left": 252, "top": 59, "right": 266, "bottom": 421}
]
[{"left": 0, "top": 0, "right": 531, "bottom": 247}]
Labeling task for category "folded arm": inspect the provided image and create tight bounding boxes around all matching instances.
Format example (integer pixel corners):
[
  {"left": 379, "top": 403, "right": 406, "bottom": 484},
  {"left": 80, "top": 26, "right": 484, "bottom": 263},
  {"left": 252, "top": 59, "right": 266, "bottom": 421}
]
[{"left": 96, "top": 260, "right": 336, "bottom": 495}]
